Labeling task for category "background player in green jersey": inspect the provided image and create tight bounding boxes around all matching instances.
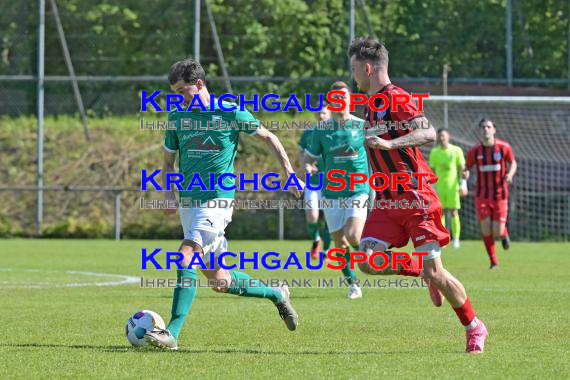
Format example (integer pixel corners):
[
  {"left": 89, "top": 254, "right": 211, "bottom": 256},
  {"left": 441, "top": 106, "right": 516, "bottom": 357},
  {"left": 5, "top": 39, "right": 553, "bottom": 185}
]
[
  {"left": 304, "top": 81, "right": 369, "bottom": 300},
  {"left": 299, "top": 104, "right": 332, "bottom": 259},
  {"left": 145, "top": 59, "right": 303, "bottom": 350},
  {"left": 428, "top": 128, "right": 467, "bottom": 248}
]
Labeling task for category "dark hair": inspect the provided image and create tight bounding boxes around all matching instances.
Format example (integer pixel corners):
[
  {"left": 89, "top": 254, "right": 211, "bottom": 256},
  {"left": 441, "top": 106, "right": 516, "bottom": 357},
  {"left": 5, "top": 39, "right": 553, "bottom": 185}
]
[
  {"left": 347, "top": 37, "right": 389, "bottom": 67},
  {"left": 168, "top": 58, "right": 206, "bottom": 85},
  {"left": 478, "top": 118, "right": 496, "bottom": 129},
  {"left": 437, "top": 128, "right": 449, "bottom": 134},
  {"left": 330, "top": 81, "right": 351, "bottom": 92}
]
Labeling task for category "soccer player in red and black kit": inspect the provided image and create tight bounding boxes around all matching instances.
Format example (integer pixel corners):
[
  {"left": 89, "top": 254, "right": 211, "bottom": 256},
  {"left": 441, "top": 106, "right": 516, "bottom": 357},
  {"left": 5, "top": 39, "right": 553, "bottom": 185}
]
[
  {"left": 348, "top": 37, "right": 488, "bottom": 354},
  {"left": 465, "top": 118, "right": 517, "bottom": 269}
]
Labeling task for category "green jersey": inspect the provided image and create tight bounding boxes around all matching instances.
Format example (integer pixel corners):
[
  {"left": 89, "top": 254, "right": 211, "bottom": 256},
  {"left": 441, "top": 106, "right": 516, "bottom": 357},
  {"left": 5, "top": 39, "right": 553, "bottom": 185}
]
[
  {"left": 299, "top": 129, "right": 324, "bottom": 186},
  {"left": 428, "top": 144, "right": 465, "bottom": 191},
  {"left": 164, "top": 101, "right": 258, "bottom": 201},
  {"left": 306, "top": 117, "right": 369, "bottom": 199}
]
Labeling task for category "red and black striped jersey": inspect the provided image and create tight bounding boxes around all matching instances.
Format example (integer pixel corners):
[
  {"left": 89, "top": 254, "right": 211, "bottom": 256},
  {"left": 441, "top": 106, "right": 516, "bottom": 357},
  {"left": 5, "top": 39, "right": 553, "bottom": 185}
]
[
  {"left": 364, "top": 83, "right": 437, "bottom": 199},
  {"left": 466, "top": 139, "right": 515, "bottom": 200}
]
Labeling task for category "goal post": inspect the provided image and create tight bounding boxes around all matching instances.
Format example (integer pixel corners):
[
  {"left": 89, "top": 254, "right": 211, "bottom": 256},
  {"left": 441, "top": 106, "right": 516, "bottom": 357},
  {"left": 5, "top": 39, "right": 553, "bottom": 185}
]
[{"left": 422, "top": 96, "right": 570, "bottom": 241}]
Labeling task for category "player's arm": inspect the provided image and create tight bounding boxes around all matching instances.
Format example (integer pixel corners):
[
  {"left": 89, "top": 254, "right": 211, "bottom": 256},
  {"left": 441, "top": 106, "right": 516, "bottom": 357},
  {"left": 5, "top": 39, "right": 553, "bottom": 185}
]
[
  {"left": 162, "top": 122, "right": 180, "bottom": 214},
  {"left": 303, "top": 128, "right": 322, "bottom": 172},
  {"left": 505, "top": 160, "right": 517, "bottom": 184},
  {"left": 503, "top": 144, "right": 517, "bottom": 184},
  {"left": 456, "top": 148, "right": 466, "bottom": 174},
  {"left": 463, "top": 148, "right": 475, "bottom": 180},
  {"left": 458, "top": 162, "right": 466, "bottom": 179},
  {"left": 162, "top": 150, "right": 178, "bottom": 214},
  {"left": 236, "top": 108, "right": 303, "bottom": 197},
  {"left": 299, "top": 134, "right": 317, "bottom": 175},
  {"left": 302, "top": 151, "right": 318, "bottom": 174},
  {"left": 303, "top": 151, "right": 320, "bottom": 178},
  {"left": 364, "top": 116, "right": 436, "bottom": 150},
  {"left": 303, "top": 151, "right": 317, "bottom": 167},
  {"left": 254, "top": 125, "right": 304, "bottom": 198},
  {"left": 457, "top": 149, "right": 468, "bottom": 196}
]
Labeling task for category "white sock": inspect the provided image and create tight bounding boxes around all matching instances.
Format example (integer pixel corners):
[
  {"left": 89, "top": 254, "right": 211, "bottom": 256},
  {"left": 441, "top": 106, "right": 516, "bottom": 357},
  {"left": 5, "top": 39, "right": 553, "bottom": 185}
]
[{"left": 465, "top": 317, "right": 479, "bottom": 331}]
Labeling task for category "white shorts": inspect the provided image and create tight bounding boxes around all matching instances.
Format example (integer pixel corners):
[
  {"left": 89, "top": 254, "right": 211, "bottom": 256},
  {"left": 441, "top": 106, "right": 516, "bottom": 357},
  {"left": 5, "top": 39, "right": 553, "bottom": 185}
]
[
  {"left": 323, "top": 194, "right": 369, "bottom": 233},
  {"left": 303, "top": 188, "right": 322, "bottom": 210},
  {"left": 179, "top": 198, "right": 233, "bottom": 262}
]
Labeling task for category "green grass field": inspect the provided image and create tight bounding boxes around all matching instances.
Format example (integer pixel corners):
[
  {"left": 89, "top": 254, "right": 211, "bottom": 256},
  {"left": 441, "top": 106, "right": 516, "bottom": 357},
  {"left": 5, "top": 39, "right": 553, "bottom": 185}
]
[{"left": 1, "top": 239, "right": 569, "bottom": 379}]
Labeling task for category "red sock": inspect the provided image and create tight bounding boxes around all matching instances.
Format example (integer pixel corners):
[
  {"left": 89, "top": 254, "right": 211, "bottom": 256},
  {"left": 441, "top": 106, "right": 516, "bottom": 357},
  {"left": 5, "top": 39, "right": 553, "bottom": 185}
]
[
  {"left": 483, "top": 235, "right": 498, "bottom": 266},
  {"left": 398, "top": 258, "right": 421, "bottom": 277},
  {"left": 502, "top": 226, "right": 509, "bottom": 238},
  {"left": 453, "top": 298, "right": 476, "bottom": 326}
]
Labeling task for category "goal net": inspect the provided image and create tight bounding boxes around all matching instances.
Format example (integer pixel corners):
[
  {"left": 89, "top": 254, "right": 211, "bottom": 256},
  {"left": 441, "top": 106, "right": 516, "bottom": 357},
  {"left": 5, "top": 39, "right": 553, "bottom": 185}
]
[{"left": 422, "top": 96, "right": 570, "bottom": 241}]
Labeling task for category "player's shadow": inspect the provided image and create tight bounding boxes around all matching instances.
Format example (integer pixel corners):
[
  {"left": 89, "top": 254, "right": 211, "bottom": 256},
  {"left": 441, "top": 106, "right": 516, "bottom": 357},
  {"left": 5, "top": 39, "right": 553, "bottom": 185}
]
[
  {"left": 2, "top": 343, "right": 131, "bottom": 352},
  {"left": 177, "top": 347, "right": 417, "bottom": 355},
  {"left": 2, "top": 343, "right": 423, "bottom": 355}
]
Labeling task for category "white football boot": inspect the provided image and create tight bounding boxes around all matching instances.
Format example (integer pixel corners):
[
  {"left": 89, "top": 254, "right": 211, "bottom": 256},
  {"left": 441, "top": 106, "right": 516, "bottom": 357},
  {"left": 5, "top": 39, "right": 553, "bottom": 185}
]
[{"left": 347, "top": 284, "right": 362, "bottom": 300}]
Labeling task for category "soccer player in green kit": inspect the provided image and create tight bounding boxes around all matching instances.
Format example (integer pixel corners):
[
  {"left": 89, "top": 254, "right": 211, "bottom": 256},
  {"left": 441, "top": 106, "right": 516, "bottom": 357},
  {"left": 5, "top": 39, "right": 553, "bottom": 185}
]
[
  {"left": 304, "top": 81, "right": 369, "bottom": 300},
  {"left": 428, "top": 128, "right": 467, "bottom": 248},
  {"left": 299, "top": 104, "right": 332, "bottom": 259},
  {"left": 145, "top": 59, "right": 302, "bottom": 350}
]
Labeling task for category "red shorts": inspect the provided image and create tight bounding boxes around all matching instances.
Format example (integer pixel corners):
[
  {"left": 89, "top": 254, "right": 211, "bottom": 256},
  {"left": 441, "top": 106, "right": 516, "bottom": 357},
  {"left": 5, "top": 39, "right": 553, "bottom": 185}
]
[
  {"left": 362, "top": 186, "right": 450, "bottom": 249},
  {"left": 475, "top": 198, "right": 508, "bottom": 223}
]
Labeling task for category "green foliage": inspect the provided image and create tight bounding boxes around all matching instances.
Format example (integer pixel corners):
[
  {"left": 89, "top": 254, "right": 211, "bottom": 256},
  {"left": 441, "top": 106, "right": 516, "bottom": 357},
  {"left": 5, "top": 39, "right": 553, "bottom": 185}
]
[
  {"left": 43, "top": 216, "right": 110, "bottom": 239},
  {"left": 0, "top": 113, "right": 567, "bottom": 240},
  {"left": 2, "top": 0, "right": 568, "bottom": 97},
  {"left": 0, "top": 114, "right": 313, "bottom": 239}
]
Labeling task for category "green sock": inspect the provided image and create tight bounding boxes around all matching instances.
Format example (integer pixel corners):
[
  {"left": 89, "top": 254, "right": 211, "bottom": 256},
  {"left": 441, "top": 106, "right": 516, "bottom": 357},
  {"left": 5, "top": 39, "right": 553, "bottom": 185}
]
[
  {"left": 227, "top": 271, "right": 282, "bottom": 304},
  {"left": 167, "top": 268, "right": 198, "bottom": 339},
  {"left": 340, "top": 248, "right": 357, "bottom": 285},
  {"left": 451, "top": 214, "right": 461, "bottom": 240},
  {"left": 319, "top": 216, "right": 332, "bottom": 251},
  {"left": 307, "top": 222, "right": 320, "bottom": 241},
  {"left": 321, "top": 223, "right": 332, "bottom": 251}
]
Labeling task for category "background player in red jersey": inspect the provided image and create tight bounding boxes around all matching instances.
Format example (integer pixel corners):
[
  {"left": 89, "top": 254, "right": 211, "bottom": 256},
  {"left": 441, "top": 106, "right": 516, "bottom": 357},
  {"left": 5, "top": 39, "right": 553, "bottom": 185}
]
[
  {"left": 464, "top": 118, "right": 517, "bottom": 269},
  {"left": 348, "top": 36, "right": 488, "bottom": 354}
]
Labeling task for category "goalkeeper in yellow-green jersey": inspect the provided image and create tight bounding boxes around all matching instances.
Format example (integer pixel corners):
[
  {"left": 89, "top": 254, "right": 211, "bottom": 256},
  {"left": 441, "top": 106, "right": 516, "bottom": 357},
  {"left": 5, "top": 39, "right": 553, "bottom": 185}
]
[{"left": 428, "top": 128, "right": 467, "bottom": 248}]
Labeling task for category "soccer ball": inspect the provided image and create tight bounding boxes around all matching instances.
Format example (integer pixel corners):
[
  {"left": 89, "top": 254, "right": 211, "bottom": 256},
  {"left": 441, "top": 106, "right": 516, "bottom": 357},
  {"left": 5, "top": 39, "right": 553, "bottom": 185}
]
[{"left": 125, "top": 310, "right": 166, "bottom": 347}]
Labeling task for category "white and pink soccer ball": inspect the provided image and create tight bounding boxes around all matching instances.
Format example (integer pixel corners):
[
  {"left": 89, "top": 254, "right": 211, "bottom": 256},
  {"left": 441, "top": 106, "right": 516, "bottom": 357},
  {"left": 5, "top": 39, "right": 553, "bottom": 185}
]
[{"left": 125, "top": 310, "right": 165, "bottom": 347}]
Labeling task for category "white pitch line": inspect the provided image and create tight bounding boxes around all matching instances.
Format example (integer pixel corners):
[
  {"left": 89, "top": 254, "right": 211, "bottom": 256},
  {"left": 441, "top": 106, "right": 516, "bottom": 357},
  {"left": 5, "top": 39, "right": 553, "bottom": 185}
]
[{"left": 0, "top": 268, "right": 139, "bottom": 289}]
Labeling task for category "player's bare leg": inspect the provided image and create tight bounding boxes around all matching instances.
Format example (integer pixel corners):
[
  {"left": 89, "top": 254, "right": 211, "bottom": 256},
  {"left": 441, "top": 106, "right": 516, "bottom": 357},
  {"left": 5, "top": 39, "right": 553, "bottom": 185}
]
[
  {"left": 305, "top": 206, "right": 321, "bottom": 259},
  {"left": 344, "top": 216, "right": 364, "bottom": 249},
  {"left": 422, "top": 253, "right": 488, "bottom": 354},
  {"left": 332, "top": 223, "right": 361, "bottom": 299},
  {"left": 146, "top": 237, "right": 299, "bottom": 351},
  {"left": 358, "top": 240, "right": 488, "bottom": 353},
  {"left": 358, "top": 239, "right": 443, "bottom": 306},
  {"left": 494, "top": 221, "right": 510, "bottom": 250},
  {"left": 422, "top": 254, "right": 466, "bottom": 307},
  {"left": 480, "top": 218, "right": 499, "bottom": 269}
]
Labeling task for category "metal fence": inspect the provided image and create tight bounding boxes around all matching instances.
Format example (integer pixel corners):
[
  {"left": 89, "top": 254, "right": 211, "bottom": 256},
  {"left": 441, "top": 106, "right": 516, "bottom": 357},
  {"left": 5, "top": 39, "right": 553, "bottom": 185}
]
[
  {"left": 0, "top": 186, "right": 135, "bottom": 240},
  {"left": 0, "top": 186, "right": 292, "bottom": 241},
  {"left": 2, "top": 0, "right": 570, "bottom": 240},
  {"left": 3, "top": 1, "right": 570, "bottom": 117}
]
